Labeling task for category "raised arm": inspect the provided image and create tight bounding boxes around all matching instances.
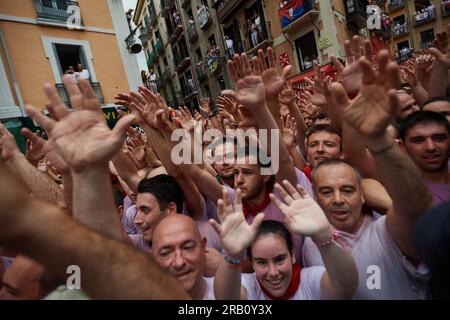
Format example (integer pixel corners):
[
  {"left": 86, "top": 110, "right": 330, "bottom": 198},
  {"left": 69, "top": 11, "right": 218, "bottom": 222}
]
[
  {"left": 0, "top": 160, "right": 189, "bottom": 300},
  {"left": 25, "top": 76, "right": 135, "bottom": 240},
  {"left": 210, "top": 189, "right": 264, "bottom": 300},
  {"left": 223, "top": 51, "right": 297, "bottom": 186},
  {"left": 335, "top": 50, "right": 433, "bottom": 257},
  {"left": 0, "top": 123, "right": 64, "bottom": 206},
  {"left": 271, "top": 181, "right": 358, "bottom": 300}
]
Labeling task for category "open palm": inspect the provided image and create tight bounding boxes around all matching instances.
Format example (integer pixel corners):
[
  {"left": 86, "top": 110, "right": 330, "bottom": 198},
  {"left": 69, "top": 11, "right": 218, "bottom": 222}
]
[
  {"left": 210, "top": 189, "right": 264, "bottom": 258},
  {"left": 271, "top": 181, "right": 330, "bottom": 237}
]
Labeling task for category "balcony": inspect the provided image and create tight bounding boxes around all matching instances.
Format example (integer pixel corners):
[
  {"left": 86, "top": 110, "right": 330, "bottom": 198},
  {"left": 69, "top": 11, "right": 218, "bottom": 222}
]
[
  {"left": 196, "top": 64, "right": 208, "bottom": 81},
  {"left": 395, "top": 48, "right": 413, "bottom": 63},
  {"left": 187, "top": 24, "right": 198, "bottom": 42},
  {"left": 247, "top": 21, "right": 273, "bottom": 57},
  {"left": 33, "top": 0, "right": 84, "bottom": 26},
  {"left": 182, "top": 80, "right": 198, "bottom": 99},
  {"left": 174, "top": 52, "right": 191, "bottom": 74},
  {"left": 207, "top": 57, "right": 224, "bottom": 76},
  {"left": 197, "top": 6, "right": 212, "bottom": 30},
  {"left": 216, "top": 0, "right": 241, "bottom": 23},
  {"left": 147, "top": 51, "right": 156, "bottom": 68},
  {"left": 443, "top": 2, "right": 450, "bottom": 18},
  {"left": 344, "top": 0, "right": 369, "bottom": 32},
  {"left": 161, "top": 0, "right": 174, "bottom": 18},
  {"left": 392, "top": 21, "right": 410, "bottom": 39},
  {"left": 414, "top": 7, "right": 437, "bottom": 27},
  {"left": 149, "top": 3, "right": 158, "bottom": 27},
  {"left": 181, "top": 0, "right": 191, "bottom": 10},
  {"left": 279, "top": 0, "right": 319, "bottom": 31},
  {"left": 168, "top": 23, "right": 183, "bottom": 44},
  {"left": 56, "top": 82, "right": 104, "bottom": 106},
  {"left": 388, "top": 0, "right": 405, "bottom": 14},
  {"left": 212, "top": 0, "right": 221, "bottom": 9}
]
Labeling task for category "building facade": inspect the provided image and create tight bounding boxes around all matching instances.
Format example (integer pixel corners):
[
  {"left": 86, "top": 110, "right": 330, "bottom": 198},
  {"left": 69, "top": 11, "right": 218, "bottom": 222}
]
[
  {"left": 387, "top": 0, "right": 450, "bottom": 62},
  {"left": 133, "top": 0, "right": 232, "bottom": 109},
  {"left": 211, "top": 0, "right": 360, "bottom": 89},
  {"left": 0, "top": 0, "right": 141, "bottom": 146}
]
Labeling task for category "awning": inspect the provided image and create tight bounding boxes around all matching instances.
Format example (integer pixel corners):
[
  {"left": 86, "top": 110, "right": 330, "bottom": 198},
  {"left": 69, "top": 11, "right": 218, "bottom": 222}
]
[{"left": 288, "top": 63, "right": 337, "bottom": 84}]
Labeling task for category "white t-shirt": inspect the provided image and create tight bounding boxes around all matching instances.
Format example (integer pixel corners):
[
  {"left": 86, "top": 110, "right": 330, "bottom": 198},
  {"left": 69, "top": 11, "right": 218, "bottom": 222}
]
[
  {"left": 202, "top": 276, "right": 216, "bottom": 300},
  {"left": 241, "top": 267, "right": 325, "bottom": 300},
  {"left": 302, "top": 215, "right": 429, "bottom": 299},
  {"left": 77, "top": 69, "right": 90, "bottom": 80}
]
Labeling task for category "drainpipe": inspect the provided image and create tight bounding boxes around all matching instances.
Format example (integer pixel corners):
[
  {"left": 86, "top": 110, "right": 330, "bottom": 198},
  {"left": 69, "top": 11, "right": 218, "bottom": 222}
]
[{"left": 0, "top": 28, "right": 25, "bottom": 116}]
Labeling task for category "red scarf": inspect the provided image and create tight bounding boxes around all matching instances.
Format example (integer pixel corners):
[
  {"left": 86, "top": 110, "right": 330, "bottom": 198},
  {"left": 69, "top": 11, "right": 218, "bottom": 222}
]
[
  {"left": 242, "top": 188, "right": 271, "bottom": 218},
  {"left": 258, "top": 264, "right": 301, "bottom": 300}
]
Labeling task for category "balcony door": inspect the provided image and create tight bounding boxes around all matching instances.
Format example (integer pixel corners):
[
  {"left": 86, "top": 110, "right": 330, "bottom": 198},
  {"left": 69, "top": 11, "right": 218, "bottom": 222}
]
[{"left": 53, "top": 44, "right": 89, "bottom": 78}]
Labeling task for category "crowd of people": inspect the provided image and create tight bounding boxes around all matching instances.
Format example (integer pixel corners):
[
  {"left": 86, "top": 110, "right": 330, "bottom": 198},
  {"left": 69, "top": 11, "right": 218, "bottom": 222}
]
[
  {"left": 414, "top": 4, "right": 436, "bottom": 23},
  {"left": 0, "top": 24, "right": 450, "bottom": 300}
]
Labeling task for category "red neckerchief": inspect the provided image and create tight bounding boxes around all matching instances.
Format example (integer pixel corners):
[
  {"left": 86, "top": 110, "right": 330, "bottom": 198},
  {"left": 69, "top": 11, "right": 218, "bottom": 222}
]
[
  {"left": 242, "top": 188, "right": 271, "bottom": 218},
  {"left": 258, "top": 264, "right": 301, "bottom": 300},
  {"left": 302, "top": 164, "right": 313, "bottom": 182}
]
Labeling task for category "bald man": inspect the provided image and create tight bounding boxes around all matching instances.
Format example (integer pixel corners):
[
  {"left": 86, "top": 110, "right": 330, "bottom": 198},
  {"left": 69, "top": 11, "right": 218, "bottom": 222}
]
[{"left": 151, "top": 215, "right": 216, "bottom": 300}]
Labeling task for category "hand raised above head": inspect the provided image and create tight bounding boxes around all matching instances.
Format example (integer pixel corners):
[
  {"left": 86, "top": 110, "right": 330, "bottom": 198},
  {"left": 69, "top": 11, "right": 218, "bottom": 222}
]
[
  {"left": 24, "top": 75, "right": 136, "bottom": 173},
  {"left": 209, "top": 188, "right": 264, "bottom": 258}
]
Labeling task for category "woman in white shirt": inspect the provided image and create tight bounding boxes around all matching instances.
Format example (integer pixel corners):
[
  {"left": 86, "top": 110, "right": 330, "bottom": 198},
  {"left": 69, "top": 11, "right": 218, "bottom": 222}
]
[{"left": 211, "top": 181, "right": 358, "bottom": 300}]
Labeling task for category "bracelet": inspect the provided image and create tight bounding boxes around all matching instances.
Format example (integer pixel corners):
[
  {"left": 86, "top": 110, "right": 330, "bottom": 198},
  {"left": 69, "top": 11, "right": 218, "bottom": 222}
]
[
  {"left": 313, "top": 228, "right": 338, "bottom": 247},
  {"left": 223, "top": 254, "right": 242, "bottom": 265}
]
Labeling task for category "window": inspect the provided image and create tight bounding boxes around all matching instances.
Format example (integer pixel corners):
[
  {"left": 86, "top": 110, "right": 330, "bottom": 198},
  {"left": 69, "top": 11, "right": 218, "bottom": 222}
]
[
  {"left": 420, "top": 28, "right": 434, "bottom": 48},
  {"left": 295, "top": 31, "right": 318, "bottom": 72},
  {"left": 56, "top": 0, "right": 68, "bottom": 10},
  {"left": 415, "top": 0, "right": 431, "bottom": 11},
  {"left": 42, "top": 0, "right": 53, "bottom": 7},
  {"left": 54, "top": 44, "right": 88, "bottom": 77},
  {"left": 397, "top": 40, "right": 410, "bottom": 52}
]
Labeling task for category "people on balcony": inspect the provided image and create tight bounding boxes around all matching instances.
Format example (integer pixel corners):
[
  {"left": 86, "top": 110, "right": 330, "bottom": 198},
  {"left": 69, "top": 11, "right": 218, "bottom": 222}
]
[
  {"left": 443, "top": 0, "right": 450, "bottom": 14},
  {"left": 189, "top": 16, "right": 196, "bottom": 35},
  {"left": 64, "top": 66, "right": 77, "bottom": 83},
  {"left": 225, "top": 36, "right": 235, "bottom": 58},
  {"left": 414, "top": 4, "right": 436, "bottom": 23},
  {"left": 393, "top": 21, "right": 407, "bottom": 37},
  {"left": 173, "top": 10, "right": 181, "bottom": 26},
  {"left": 149, "top": 69, "right": 157, "bottom": 93},
  {"left": 76, "top": 63, "right": 90, "bottom": 81},
  {"left": 303, "top": 56, "right": 313, "bottom": 70}
]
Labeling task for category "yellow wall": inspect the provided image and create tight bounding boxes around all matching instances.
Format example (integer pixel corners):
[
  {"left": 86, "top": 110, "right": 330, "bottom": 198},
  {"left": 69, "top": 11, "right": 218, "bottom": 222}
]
[
  {"left": 0, "top": 1, "right": 130, "bottom": 109},
  {"left": 1, "top": 21, "right": 130, "bottom": 108},
  {"left": 0, "top": 0, "right": 114, "bottom": 29}
]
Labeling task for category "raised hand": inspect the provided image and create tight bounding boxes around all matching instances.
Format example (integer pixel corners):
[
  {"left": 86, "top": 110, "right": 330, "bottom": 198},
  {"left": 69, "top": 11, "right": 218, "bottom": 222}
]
[
  {"left": 279, "top": 88, "right": 296, "bottom": 106},
  {"left": 25, "top": 76, "right": 136, "bottom": 173},
  {"left": 258, "top": 47, "right": 292, "bottom": 101},
  {"left": 224, "top": 53, "right": 266, "bottom": 110},
  {"left": 24, "top": 130, "right": 45, "bottom": 166},
  {"left": 334, "top": 50, "right": 400, "bottom": 139},
  {"left": 0, "top": 123, "right": 21, "bottom": 161},
  {"left": 429, "top": 23, "right": 450, "bottom": 68},
  {"left": 270, "top": 180, "right": 331, "bottom": 241},
  {"left": 209, "top": 189, "right": 264, "bottom": 258},
  {"left": 21, "top": 129, "right": 69, "bottom": 174},
  {"left": 331, "top": 35, "right": 372, "bottom": 95},
  {"left": 280, "top": 115, "right": 297, "bottom": 149}
]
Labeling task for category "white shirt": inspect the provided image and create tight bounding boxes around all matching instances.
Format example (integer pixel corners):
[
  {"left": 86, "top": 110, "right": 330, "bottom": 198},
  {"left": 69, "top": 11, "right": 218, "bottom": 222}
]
[
  {"left": 225, "top": 38, "right": 234, "bottom": 49},
  {"left": 241, "top": 267, "right": 325, "bottom": 300},
  {"left": 202, "top": 277, "right": 216, "bottom": 300},
  {"left": 77, "top": 69, "right": 90, "bottom": 80},
  {"left": 302, "top": 215, "right": 429, "bottom": 299}
]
